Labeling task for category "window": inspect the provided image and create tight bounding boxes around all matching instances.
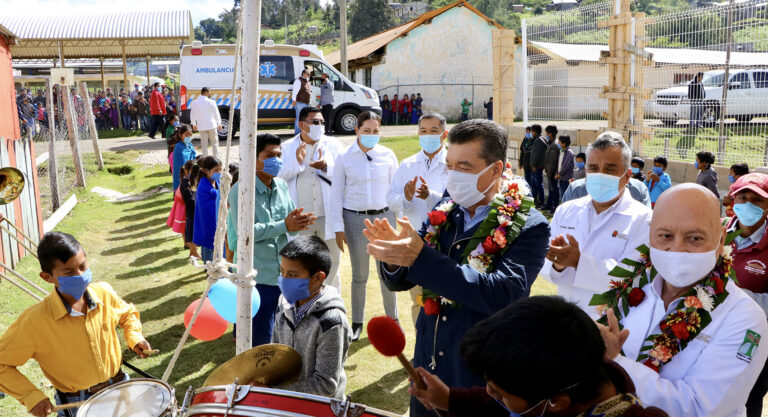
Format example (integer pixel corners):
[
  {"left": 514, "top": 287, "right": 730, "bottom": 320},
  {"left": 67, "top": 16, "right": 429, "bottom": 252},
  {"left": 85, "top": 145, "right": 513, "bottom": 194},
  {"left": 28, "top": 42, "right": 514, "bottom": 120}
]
[
  {"left": 753, "top": 71, "right": 768, "bottom": 88},
  {"left": 258, "top": 56, "right": 295, "bottom": 84},
  {"left": 303, "top": 60, "right": 341, "bottom": 88},
  {"left": 730, "top": 72, "right": 751, "bottom": 89}
]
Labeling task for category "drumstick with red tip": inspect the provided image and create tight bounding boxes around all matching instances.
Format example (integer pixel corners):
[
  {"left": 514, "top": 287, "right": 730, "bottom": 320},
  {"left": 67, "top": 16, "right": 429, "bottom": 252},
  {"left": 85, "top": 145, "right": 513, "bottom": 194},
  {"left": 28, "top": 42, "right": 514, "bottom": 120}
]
[
  {"left": 53, "top": 401, "right": 85, "bottom": 411},
  {"left": 367, "top": 316, "right": 447, "bottom": 417}
]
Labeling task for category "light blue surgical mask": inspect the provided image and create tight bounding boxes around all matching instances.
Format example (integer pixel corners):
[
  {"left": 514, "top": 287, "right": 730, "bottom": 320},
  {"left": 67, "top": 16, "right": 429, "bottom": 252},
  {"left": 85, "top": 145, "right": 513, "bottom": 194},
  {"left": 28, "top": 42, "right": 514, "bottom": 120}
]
[
  {"left": 729, "top": 175, "right": 736, "bottom": 183},
  {"left": 419, "top": 135, "right": 442, "bottom": 154},
  {"left": 359, "top": 135, "right": 380, "bottom": 148},
  {"left": 525, "top": 132, "right": 532, "bottom": 139},
  {"left": 586, "top": 173, "right": 622, "bottom": 203},
  {"left": 184, "top": 136, "right": 192, "bottom": 145},
  {"left": 734, "top": 202, "right": 766, "bottom": 227},
  {"left": 652, "top": 166, "right": 664, "bottom": 176},
  {"left": 211, "top": 172, "right": 222, "bottom": 182},
  {"left": 575, "top": 161, "right": 585, "bottom": 170},
  {"left": 57, "top": 268, "right": 92, "bottom": 300},
  {"left": 556, "top": 142, "right": 562, "bottom": 150},
  {"left": 262, "top": 156, "right": 283, "bottom": 177},
  {"left": 173, "top": 121, "right": 180, "bottom": 128},
  {"left": 278, "top": 275, "right": 312, "bottom": 305},
  {"left": 694, "top": 161, "right": 700, "bottom": 169},
  {"left": 631, "top": 167, "right": 640, "bottom": 174}
]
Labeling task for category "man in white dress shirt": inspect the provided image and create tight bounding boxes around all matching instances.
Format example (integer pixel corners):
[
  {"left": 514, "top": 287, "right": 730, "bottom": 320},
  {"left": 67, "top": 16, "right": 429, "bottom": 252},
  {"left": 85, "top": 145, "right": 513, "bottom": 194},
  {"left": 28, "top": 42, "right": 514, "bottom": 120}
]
[
  {"left": 542, "top": 131, "right": 653, "bottom": 318},
  {"left": 279, "top": 107, "right": 345, "bottom": 290},
  {"left": 387, "top": 112, "right": 449, "bottom": 325},
  {"left": 189, "top": 87, "right": 222, "bottom": 157},
  {"left": 600, "top": 184, "right": 768, "bottom": 417}
]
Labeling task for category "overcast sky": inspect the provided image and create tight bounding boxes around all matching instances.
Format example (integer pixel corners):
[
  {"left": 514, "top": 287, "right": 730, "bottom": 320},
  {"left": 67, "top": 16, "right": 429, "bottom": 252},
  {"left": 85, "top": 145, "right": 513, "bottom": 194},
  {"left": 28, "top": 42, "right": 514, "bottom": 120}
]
[{"left": 0, "top": 0, "right": 331, "bottom": 28}]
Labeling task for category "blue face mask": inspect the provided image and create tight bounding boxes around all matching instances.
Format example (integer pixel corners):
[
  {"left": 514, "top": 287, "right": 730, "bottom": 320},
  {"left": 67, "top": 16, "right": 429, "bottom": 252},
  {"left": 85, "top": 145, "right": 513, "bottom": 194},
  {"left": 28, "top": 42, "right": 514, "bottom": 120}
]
[
  {"left": 652, "top": 166, "right": 664, "bottom": 176},
  {"left": 359, "top": 135, "right": 380, "bottom": 148},
  {"left": 694, "top": 161, "right": 700, "bottom": 169},
  {"left": 586, "top": 173, "right": 621, "bottom": 203},
  {"left": 262, "top": 156, "right": 283, "bottom": 177},
  {"left": 556, "top": 142, "right": 562, "bottom": 150},
  {"left": 57, "top": 268, "right": 92, "bottom": 300},
  {"left": 575, "top": 161, "right": 585, "bottom": 170},
  {"left": 734, "top": 202, "right": 766, "bottom": 227},
  {"left": 525, "top": 132, "right": 532, "bottom": 139},
  {"left": 419, "top": 135, "right": 442, "bottom": 154},
  {"left": 278, "top": 275, "right": 312, "bottom": 305},
  {"left": 729, "top": 175, "right": 736, "bottom": 183},
  {"left": 183, "top": 136, "right": 192, "bottom": 145},
  {"left": 211, "top": 172, "right": 222, "bottom": 182},
  {"left": 631, "top": 167, "right": 640, "bottom": 174},
  {"left": 173, "top": 121, "right": 180, "bottom": 127}
]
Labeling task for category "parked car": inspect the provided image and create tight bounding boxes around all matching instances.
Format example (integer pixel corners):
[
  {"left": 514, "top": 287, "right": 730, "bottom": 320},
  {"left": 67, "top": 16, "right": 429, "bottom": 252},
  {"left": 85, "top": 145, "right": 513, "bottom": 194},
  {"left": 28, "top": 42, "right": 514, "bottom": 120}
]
[{"left": 650, "top": 69, "right": 768, "bottom": 126}]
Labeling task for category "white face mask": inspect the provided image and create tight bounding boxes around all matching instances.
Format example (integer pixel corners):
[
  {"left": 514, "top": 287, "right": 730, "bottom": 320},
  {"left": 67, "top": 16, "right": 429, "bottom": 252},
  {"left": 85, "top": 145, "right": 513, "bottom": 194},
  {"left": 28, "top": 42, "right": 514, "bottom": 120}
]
[
  {"left": 446, "top": 163, "right": 497, "bottom": 208},
  {"left": 650, "top": 246, "right": 718, "bottom": 287},
  {"left": 307, "top": 124, "right": 324, "bottom": 141}
]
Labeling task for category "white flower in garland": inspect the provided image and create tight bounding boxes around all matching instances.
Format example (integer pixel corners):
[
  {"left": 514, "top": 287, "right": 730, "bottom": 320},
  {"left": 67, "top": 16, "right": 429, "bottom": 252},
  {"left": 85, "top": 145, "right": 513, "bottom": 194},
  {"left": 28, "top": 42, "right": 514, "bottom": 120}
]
[
  {"left": 468, "top": 257, "right": 487, "bottom": 273},
  {"left": 722, "top": 244, "right": 733, "bottom": 260},
  {"left": 436, "top": 201, "right": 455, "bottom": 213},
  {"left": 694, "top": 286, "right": 715, "bottom": 312}
]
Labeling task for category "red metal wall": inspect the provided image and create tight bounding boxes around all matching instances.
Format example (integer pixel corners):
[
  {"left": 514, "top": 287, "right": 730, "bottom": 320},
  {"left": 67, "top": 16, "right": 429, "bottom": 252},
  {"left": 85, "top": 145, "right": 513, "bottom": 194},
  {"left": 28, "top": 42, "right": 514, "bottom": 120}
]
[{"left": 0, "top": 35, "right": 20, "bottom": 139}]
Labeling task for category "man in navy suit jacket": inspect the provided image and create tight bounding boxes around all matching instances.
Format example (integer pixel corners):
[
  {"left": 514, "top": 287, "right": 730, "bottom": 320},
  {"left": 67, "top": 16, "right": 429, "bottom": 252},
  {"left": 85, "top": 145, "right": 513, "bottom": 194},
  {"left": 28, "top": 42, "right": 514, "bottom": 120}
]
[{"left": 365, "top": 120, "right": 550, "bottom": 417}]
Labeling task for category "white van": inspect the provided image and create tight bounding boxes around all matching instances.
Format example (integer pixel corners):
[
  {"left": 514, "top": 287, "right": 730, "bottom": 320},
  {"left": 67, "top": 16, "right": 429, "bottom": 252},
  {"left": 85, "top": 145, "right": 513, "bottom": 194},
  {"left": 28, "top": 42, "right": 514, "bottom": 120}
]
[{"left": 179, "top": 40, "right": 381, "bottom": 137}]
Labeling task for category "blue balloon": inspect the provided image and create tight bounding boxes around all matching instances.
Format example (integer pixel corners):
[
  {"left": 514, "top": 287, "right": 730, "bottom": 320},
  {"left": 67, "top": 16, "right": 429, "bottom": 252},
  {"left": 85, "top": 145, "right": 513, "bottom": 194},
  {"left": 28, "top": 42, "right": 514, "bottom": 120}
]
[{"left": 208, "top": 280, "right": 261, "bottom": 323}]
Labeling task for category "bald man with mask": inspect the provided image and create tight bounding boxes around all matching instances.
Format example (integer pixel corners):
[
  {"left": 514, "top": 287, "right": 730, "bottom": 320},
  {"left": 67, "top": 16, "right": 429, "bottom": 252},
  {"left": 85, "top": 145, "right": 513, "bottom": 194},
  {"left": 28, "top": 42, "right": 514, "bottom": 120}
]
[{"left": 600, "top": 184, "right": 768, "bottom": 417}]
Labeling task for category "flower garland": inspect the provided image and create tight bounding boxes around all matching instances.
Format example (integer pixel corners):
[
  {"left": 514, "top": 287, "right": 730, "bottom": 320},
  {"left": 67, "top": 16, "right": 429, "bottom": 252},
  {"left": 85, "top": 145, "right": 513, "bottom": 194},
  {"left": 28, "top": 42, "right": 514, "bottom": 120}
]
[
  {"left": 420, "top": 165, "right": 533, "bottom": 315},
  {"left": 589, "top": 245, "right": 734, "bottom": 373}
]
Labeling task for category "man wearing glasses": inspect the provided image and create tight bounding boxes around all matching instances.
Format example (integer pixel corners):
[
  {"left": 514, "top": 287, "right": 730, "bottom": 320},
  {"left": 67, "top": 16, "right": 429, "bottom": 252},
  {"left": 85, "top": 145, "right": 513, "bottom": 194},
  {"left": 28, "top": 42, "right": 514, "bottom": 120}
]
[{"left": 279, "top": 107, "right": 346, "bottom": 290}]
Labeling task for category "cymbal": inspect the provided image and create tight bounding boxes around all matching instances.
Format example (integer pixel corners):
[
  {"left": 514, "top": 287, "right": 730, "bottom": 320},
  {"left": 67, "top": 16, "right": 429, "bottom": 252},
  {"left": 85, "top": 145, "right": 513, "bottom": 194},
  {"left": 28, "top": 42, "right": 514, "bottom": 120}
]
[
  {"left": 0, "top": 167, "right": 24, "bottom": 205},
  {"left": 203, "top": 344, "right": 302, "bottom": 387}
]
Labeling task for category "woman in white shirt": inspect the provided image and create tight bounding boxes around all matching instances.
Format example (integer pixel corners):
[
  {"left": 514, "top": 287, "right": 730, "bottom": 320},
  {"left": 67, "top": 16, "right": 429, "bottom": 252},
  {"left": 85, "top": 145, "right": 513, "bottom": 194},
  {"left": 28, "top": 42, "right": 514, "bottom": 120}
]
[{"left": 331, "top": 111, "right": 399, "bottom": 341}]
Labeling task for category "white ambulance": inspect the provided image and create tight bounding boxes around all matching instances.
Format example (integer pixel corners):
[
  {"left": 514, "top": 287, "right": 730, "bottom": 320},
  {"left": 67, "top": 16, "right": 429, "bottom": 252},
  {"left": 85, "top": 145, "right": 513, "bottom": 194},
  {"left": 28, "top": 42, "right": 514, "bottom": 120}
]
[{"left": 179, "top": 40, "right": 381, "bottom": 138}]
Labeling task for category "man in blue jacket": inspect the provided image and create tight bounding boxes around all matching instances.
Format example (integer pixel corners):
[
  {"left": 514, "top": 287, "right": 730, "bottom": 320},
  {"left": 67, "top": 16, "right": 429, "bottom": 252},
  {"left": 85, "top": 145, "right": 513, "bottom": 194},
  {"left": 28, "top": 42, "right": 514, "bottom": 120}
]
[{"left": 365, "top": 119, "right": 550, "bottom": 417}]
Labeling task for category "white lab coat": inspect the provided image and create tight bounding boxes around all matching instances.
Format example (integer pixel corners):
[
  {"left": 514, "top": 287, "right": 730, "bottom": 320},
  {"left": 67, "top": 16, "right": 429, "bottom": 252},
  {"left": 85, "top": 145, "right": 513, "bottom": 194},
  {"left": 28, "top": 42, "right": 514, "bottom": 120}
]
[
  {"left": 386, "top": 147, "right": 448, "bottom": 229},
  {"left": 189, "top": 95, "right": 222, "bottom": 131},
  {"left": 541, "top": 191, "right": 653, "bottom": 318},
  {"left": 278, "top": 134, "right": 345, "bottom": 240},
  {"left": 616, "top": 277, "right": 768, "bottom": 417}
]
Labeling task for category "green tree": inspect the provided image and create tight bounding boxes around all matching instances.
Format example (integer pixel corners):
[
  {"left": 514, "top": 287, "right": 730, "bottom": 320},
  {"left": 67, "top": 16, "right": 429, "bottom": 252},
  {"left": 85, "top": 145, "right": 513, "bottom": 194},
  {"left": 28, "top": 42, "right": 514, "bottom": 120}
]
[{"left": 349, "top": 0, "right": 398, "bottom": 41}]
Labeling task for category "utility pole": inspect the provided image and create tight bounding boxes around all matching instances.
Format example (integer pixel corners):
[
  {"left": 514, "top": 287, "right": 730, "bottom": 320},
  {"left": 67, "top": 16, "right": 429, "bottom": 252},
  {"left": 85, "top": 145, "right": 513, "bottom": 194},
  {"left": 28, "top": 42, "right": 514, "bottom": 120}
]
[
  {"left": 340, "top": 0, "right": 348, "bottom": 77},
  {"left": 285, "top": 12, "right": 288, "bottom": 44}
]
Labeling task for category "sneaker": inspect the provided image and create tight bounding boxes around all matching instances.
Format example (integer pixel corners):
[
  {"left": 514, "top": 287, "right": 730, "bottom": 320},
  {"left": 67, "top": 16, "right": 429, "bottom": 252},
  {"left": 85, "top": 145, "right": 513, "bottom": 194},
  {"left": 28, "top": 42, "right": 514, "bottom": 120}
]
[{"left": 351, "top": 323, "right": 363, "bottom": 342}]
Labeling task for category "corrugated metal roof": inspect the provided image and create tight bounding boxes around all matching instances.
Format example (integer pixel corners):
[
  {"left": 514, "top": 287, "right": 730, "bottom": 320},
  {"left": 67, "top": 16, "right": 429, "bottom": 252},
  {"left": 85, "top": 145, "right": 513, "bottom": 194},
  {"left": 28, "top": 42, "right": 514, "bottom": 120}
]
[
  {"left": 0, "top": 23, "right": 16, "bottom": 44},
  {"left": 0, "top": 10, "right": 191, "bottom": 40},
  {"left": 327, "top": 0, "right": 503, "bottom": 65},
  {"left": 532, "top": 41, "right": 768, "bottom": 66}
]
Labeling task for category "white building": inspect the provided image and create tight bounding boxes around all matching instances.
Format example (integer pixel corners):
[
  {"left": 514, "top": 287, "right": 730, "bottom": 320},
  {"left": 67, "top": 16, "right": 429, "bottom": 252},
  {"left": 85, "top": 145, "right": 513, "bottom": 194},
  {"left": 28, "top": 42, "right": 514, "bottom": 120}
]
[{"left": 327, "top": 0, "right": 503, "bottom": 120}]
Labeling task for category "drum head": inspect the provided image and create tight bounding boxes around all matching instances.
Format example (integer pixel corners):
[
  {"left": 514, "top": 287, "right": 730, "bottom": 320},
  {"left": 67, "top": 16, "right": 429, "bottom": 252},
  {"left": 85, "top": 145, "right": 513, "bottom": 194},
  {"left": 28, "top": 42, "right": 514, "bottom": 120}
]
[{"left": 76, "top": 379, "right": 172, "bottom": 417}]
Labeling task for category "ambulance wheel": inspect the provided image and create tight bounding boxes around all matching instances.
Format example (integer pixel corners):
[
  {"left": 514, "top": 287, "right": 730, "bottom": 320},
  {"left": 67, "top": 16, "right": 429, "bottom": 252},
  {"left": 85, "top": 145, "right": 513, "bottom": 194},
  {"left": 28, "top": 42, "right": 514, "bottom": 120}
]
[{"left": 335, "top": 109, "right": 360, "bottom": 135}]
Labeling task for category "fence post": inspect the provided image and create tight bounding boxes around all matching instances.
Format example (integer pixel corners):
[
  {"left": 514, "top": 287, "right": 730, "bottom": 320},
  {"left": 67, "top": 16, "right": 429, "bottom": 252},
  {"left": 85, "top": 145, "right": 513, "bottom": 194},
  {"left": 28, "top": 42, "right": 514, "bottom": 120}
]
[
  {"left": 45, "top": 79, "right": 60, "bottom": 211},
  {"left": 717, "top": 0, "right": 735, "bottom": 160},
  {"left": 79, "top": 82, "right": 104, "bottom": 170},
  {"left": 61, "top": 87, "right": 86, "bottom": 187},
  {"left": 522, "top": 18, "right": 528, "bottom": 127},
  {"left": 493, "top": 28, "right": 516, "bottom": 126}
]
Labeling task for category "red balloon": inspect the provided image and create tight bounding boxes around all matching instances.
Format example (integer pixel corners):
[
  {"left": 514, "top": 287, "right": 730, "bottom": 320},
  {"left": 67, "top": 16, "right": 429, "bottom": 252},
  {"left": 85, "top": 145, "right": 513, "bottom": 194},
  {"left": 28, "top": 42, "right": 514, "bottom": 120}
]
[{"left": 184, "top": 298, "right": 228, "bottom": 341}]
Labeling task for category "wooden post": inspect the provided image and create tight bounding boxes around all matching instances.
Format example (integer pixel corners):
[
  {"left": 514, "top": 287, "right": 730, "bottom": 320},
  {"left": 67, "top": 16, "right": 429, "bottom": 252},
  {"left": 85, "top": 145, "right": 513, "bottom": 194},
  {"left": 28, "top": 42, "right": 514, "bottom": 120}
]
[
  {"left": 339, "top": 0, "right": 348, "bottom": 77},
  {"left": 79, "top": 82, "right": 103, "bottom": 170},
  {"left": 99, "top": 57, "right": 106, "bottom": 91},
  {"left": 236, "top": 0, "right": 264, "bottom": 354},
  {"left": 145, "top": 57, "right": 151, "bottom": 87},
  {"left": 492, "top": 28, "right": 516, "bottom": 126},
  {"left": 45, "top": 78, "right": 61, "bottom": 211},
  {"left": 61, "top": 87, "right": 86, "bottom": 187}
]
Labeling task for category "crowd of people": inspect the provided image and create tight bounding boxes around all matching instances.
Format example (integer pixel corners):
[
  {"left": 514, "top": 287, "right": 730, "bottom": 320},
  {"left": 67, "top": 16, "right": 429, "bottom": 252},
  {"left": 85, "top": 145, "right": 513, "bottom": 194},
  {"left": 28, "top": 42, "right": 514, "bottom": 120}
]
[
  {"left": 4, "top": 85, "right": 768, "bottom": 417},
  {"left": 380, "top": 93, "right": 425, "bottom": 125}
]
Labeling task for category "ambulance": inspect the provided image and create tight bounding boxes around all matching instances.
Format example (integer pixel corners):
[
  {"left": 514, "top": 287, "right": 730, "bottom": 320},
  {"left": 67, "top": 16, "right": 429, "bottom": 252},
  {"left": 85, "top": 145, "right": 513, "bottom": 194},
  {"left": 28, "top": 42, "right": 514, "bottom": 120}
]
[{"left": 179, "top": 40, "right": 381, "bottom": 138}]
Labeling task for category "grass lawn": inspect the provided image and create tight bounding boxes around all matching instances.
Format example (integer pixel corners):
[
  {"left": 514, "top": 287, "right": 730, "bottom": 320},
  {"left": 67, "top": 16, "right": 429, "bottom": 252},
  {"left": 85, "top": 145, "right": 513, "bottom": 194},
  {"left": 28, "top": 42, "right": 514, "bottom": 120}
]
[
  {"left": 641, "top": 125, "right": 768, "bottom": 166},
  {"left": 0, "top": 138, "right": 556, "bottom": 416}
]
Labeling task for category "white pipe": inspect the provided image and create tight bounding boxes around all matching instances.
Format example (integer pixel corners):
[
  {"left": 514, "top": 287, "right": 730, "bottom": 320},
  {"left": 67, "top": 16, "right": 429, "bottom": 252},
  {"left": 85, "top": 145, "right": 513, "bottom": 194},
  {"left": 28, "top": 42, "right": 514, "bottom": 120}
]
[
  {"left": 0, "top": 261, "right": 48, "bottom": 296},
  {"left": 236, "top": 0, "right": 264, "bottom": 354},
  {"left": 522, "top": 19, "right": 528, "bottom": 127}
]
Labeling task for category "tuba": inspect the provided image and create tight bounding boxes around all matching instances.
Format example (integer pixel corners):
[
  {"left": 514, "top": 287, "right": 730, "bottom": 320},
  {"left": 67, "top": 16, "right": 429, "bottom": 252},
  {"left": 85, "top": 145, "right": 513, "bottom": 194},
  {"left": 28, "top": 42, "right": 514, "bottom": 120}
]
[{"left": 0, "top": 167, "right": 24, "bottom": 205}]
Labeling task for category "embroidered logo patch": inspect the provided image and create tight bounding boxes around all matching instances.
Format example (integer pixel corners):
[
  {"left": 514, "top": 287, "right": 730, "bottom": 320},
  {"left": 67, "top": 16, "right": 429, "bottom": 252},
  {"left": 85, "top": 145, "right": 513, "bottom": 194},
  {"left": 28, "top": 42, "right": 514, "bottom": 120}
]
[
  {"left": 737, "top": 330, "right": 762, "bottom": 363},
  {"left": 745, "top": 260, "right": 767, "bottom": 276},
  {"left": 611, "top": 230, "right": 628, "bottom": 240}
]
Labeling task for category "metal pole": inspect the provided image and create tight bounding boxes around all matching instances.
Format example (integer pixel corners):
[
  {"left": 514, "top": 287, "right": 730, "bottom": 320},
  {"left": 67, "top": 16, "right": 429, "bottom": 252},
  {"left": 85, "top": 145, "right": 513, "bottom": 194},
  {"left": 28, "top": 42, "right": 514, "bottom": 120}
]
[
  {"left": 339, "top": 0, "right": 348, "bottom": 77},
  {"left": 79, "top": 81, "right": 104, "bottom": 170},
  {"left": 522, "top": 19, "right": 528, "bottom": 127},
  {"left": 45, "top": 78, "right": 60, "bottom": 211},
  {"left": 718, "top": 0, "right": 735, "bottom": 160},
  {"left": 236, "top": 0, "right": 263, "bottom": 354}
]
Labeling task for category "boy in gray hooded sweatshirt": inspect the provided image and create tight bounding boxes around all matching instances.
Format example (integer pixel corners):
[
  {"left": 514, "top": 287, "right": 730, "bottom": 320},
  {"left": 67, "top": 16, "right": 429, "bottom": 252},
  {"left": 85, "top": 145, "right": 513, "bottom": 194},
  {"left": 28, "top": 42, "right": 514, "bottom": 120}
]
[{"left": 273, "top": 236, "right": 351, "bottom": 399}]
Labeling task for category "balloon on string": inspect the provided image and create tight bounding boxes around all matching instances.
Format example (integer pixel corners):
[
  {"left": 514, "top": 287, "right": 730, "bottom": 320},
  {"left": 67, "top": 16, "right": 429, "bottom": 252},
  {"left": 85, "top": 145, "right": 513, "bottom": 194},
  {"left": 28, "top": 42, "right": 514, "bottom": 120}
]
[
  {"left": 208, "top": 279, "right": 261, "bottom": 323},
  {"left": 184, "top": 298, "right": 228, "bottom": 341}
]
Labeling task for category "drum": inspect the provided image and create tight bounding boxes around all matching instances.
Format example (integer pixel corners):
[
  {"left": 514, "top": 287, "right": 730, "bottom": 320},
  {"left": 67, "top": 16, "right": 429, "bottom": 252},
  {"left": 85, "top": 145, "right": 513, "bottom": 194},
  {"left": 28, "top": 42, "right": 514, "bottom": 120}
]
[
  {"left": 182, "top": 385, "right": 402, "bottom": 417},
  {"left": 76, "top": 378, "right": 175, "bottom": 417}
]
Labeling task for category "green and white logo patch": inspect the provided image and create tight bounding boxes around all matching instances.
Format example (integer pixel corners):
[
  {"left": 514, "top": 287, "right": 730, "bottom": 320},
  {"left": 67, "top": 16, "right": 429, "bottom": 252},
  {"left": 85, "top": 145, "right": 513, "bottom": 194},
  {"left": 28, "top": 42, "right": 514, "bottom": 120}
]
[{"left": 737, "top": 330, "right": 762, "bottom": 363}]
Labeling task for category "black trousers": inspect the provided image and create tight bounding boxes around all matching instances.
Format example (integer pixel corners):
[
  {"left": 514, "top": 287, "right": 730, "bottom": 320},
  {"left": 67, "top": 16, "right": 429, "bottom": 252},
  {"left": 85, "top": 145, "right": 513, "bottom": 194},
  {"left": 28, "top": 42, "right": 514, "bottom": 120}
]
[
  {"left": 747, "top": 356, "right": 768, "bottom": 417},
  {"left": 321, "top": 104, "right": 334, "bottom": 133},
  {"left": 148, "top": 115, "right": 165, "bottom": 138}
]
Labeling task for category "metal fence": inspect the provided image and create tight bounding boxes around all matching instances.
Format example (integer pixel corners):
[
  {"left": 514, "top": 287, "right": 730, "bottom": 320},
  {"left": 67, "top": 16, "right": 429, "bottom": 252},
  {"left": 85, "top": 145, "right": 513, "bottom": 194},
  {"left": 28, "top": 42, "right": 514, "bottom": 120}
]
[
  {"left": 523, "top": 1, "right": 612, "bottom": 123},
  {"left": 639, "top": 1, "right": 768, "bottom": 167}
]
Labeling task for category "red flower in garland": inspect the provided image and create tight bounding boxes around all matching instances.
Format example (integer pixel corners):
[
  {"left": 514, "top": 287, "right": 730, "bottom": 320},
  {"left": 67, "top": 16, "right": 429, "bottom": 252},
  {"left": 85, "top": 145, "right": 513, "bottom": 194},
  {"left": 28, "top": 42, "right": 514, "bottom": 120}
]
[
  {"left": 423, "top": 298, "right": 441, "bottom": 316},
  {"left": 711, "top": 276, "right": 725, "bottom": 294},
  {"left": 670, "top": 322, "right": 690, "bottom": 340},
  {"left": 628, "top": 287, "right": 645, "bottom": 307},
  {"left": 482, "top": 236, "right": 502, "bottom": 254},
  {"left": 427, "top": 211, "right": 447, "bottom": 226},
  {"left": 643, "top": 358, "right": 661, "bottom": 372}
]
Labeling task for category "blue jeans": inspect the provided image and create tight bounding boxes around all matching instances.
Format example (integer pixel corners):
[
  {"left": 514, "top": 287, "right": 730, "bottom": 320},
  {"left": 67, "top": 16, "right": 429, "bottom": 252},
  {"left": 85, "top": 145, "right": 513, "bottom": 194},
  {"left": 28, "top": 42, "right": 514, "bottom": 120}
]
[
  {"left": 294, "top": 102, "right": 308, "bottom": 134},
  {"left": 531, "top": 168, "right": 545, "bottom": 203},
  {"left": 545, "top": 176, "right": 560, "bottom": 210},
  {"left": 559, "top": 179, "right": 571, "bottom": 200},
  {"left": 141, "top": 115, "right": 151, "bottom": 131},
  {"left": 252, "top": 283, "right": 282, "bottom": 347},
  {"left": 201, "top": 246, "right": 214, "bottom": 263},
  {"left": 690, "top": 103, "right": 703, "bottom": 128},
  {"left": 523, "top": 169, "right": 533, "bottom": 191},
  {"left": 122, "top": 114, "right": 132, "bottom": 130}
]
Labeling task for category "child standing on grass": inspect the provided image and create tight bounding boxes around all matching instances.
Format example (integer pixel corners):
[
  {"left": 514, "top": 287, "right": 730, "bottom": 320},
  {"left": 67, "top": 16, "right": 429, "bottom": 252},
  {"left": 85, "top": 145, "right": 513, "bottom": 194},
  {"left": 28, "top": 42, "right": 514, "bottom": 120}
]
[
  {"left": 180, "top": 159, "right": 201, "bottom": 259},
  {"left": 193, "top": 155, "right": 222, "bottom": 263},
  {"left": 272, "top": 236, "right": 351, "bottom": 399},
  {"left": 172, "top": 125, "right": 197, "bottom": 192}
]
